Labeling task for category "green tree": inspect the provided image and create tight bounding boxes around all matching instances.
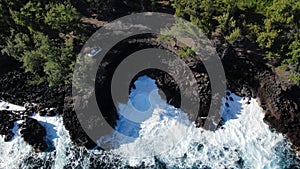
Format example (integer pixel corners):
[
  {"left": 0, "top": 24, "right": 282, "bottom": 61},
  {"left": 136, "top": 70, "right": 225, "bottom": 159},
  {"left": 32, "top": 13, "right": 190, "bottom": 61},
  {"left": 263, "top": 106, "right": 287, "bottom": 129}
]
[
  {"left": 171, "top": 0, "right": 300, "bottom": 84},
  {"left": 256, "top": 0, "right": 300, "bottom": 83},
  {"left": 44, "top": 38, "right": 76, "bottom": 86},
  {"left": 9, "top": 1, "right": 45, "bottom": 33},
  {"left": 44, "top": 2, "right": 80, "bottom": 32},
  {"left": 1, "top": 32, "right": 31, "bottom": 60},
  {"left": 1, "top": 0, "right": 83, "bottom": 86}
]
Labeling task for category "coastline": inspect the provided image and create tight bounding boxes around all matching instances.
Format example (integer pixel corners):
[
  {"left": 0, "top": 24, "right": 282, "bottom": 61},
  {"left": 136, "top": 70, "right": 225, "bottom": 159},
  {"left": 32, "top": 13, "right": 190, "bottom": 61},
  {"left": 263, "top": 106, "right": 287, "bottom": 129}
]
[{"left": 0, "top": 31, "right": 299, "bottom": 157}]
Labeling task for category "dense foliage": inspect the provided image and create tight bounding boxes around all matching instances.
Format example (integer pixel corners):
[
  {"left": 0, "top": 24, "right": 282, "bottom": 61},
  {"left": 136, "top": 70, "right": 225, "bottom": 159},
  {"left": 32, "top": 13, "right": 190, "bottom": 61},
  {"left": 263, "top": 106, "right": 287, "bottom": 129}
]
[
  {"left": 0, "top": 0, "right": 94, "bottom": 86},
  {"left": 171, "top": 0, "right": 300, "bottom": 84},
  {"left": 0, "top": 0, "right": 299, "bottom": 85}
]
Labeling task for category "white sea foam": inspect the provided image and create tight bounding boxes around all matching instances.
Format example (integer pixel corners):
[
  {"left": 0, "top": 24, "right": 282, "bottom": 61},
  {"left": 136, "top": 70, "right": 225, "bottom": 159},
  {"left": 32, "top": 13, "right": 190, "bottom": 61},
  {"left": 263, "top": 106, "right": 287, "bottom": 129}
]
[
  {"left": 0, "top": 120, "right": 31, "bottom": 168},
  {"left": 0, "top": 101, "right": 26, "bottom": 111},
  {"left": 99, "top": 76, "right": 297, "bottom": 168},
  {"left": 0, "top": 76, "right": 298, "bottom": 168},
  {"left": 0, "top": 112, "right": 73, "bottom": 168}
]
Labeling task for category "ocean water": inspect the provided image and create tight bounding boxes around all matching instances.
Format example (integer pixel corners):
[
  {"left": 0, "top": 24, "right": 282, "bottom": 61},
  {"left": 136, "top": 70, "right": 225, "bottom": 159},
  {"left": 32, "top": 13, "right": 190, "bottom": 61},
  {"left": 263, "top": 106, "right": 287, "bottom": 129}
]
[{"left": 0, "top": 76, "right": 299, "bottom": 168}]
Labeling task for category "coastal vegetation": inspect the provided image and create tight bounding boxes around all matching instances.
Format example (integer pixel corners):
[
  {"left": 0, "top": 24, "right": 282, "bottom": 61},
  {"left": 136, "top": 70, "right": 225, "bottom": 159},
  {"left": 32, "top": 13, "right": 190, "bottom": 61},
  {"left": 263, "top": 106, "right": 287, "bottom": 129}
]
[
  {"left": 0, "top": 0, "right": 87, "bottom": 86},
  {"left": 171, "top": 0, "right": 300, "bottom": 83},
  {"left": 0, "top": 0, "right": 300, "bottom": 163},
  {"left": 0, "top": 0, "right": 299, "bottom": 85}
]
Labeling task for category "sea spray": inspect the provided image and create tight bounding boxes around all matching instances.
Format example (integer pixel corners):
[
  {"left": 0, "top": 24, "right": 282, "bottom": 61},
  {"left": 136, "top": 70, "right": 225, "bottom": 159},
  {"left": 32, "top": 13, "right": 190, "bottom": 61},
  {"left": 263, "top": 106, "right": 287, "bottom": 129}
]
[{"left": 0, "top": 76, "right": 299, "bottom": 168}]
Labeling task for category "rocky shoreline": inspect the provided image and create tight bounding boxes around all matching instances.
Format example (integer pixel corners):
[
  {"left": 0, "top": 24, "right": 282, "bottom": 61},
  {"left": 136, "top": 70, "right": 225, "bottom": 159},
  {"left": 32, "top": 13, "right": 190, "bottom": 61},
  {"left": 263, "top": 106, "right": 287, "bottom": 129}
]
[
  {"left": 0, "top": 70, "right": 96, "bottom": 150},
  {"left": 0, "top": 32, "right": 299, "bottom": 156},
  {"left": 212, "top": 31, "right": 300, "bottom": 155}
]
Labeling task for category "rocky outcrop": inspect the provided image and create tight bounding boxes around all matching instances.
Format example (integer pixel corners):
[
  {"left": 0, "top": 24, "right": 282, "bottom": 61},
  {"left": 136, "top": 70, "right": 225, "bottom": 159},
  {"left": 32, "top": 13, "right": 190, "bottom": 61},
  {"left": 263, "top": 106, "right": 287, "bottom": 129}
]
[
  {"left": 19, "top": 117, "right": 48, "bottom": 152},
  {"left": 62, "top": 95, "right": 97, "bottom": 149},
  {"left": 0, "top": 69, "right": 96, "bottom": 150},
  {"left": 98, "top": 33, "right": 300, "bottom": 154},
  {"left": 93, "top": 34, "right": 211, "bottom": 126},
  {"left": 257, "top": 73, "right": 300, "bottom": 153},
  {"left": 0, "top": 31, "right": 299, "bottom": 155},
  {"left": 0, "top": 71, "right": 65, "bottom": 113},
  {"left": 212, "top": 30, "right": 300, "bottom": 154},
  {"left": 0, "top": 70, "right": 64, "bottom": 151},
  {"left": 0, "top": 108, "right": 59, "bottom": 152}
]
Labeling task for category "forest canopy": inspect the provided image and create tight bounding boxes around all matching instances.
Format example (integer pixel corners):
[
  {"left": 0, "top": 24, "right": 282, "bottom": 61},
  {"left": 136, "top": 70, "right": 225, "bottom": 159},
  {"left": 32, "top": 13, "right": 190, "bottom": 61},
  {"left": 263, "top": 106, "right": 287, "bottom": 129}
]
[
  {"left": 171, "top": 0, "right": 300, "bottom": 83},
  {"left": 0, "top": 0, "right": 89, "bottom": 86},
  {"left": 0, "top": 0, "right": 299, "bottom": 85}
]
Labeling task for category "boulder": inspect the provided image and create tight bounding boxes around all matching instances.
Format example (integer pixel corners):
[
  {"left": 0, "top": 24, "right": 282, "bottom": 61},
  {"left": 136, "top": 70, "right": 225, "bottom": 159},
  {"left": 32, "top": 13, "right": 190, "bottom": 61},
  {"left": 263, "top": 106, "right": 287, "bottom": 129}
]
[
  {"left": 20, "top": 118, "right": 48, "bottom": 152},
  {"left": 46, "top": 109, "right": 56, "bottom": 116},
  {"left": 4, "top": 131, "right": 14, "bottom": 142}
]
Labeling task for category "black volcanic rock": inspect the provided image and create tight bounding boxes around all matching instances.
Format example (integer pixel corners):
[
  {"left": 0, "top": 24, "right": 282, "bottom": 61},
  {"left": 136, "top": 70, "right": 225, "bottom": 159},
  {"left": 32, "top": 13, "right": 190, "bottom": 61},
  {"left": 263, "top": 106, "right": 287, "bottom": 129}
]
[
  {"left": 0, "top": 69, "right": 96, "bottom": 150},
  {"left": 46, "top": 109, "right": 56, "bottom": 116},
  {"left": 0, "top": 110, "right": 17, "bottom": 142},
  {"left": 0, "top": 30, "right": 299, "bottom": 157},
  {"left": 0, "top": 71, "right": 66, "bottom": 112},
  {"left": 212, "top": 30, "right": 300, "bottom": 154},
  {"left": 92, "top": 35, "right": 211, "bottom": 130},
  {"left": 62, "top": 97, "right": 96, "bottom": 149},
  {"left": 39, "top": 109, "right": 47, "bottom": 116},
  {"left": 4, "top": 131, "right": 14, "bottom": 141},
  {"left": 19, "top": 118, "right": 48, "bottom": 152}
]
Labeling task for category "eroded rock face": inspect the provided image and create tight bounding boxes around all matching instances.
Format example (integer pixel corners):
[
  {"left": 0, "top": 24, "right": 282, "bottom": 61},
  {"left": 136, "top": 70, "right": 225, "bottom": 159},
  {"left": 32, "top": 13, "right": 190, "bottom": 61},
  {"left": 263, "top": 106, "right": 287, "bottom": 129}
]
[
  {"left": 19, "top": 118, "right": 48, "bottom": 152},
  {"left": 0, "top": 32, "right": 299, "bottom": 155},
  {"left": 0, "top": 71, "right": 65, "bottom": 151},
  {"left": 212, "top": 31, "right": 300, "bottom": 153},
  {"left": 93, "top": 35, "right": 212, "bottom": 129},
  {"left": 62, "top": 97, "right": 96, "bottom": 149},
  {"left": 107, "top": 33, "right": 300, "bottom": 154},
  {"left": 128, "top": 65, "right": 211, "bottom": 126}
]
